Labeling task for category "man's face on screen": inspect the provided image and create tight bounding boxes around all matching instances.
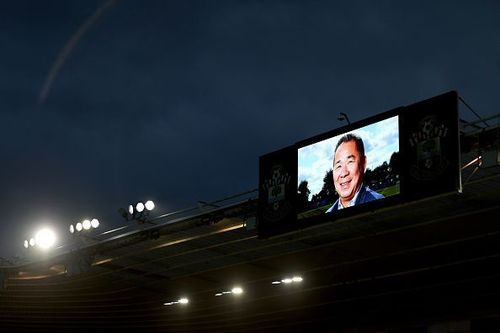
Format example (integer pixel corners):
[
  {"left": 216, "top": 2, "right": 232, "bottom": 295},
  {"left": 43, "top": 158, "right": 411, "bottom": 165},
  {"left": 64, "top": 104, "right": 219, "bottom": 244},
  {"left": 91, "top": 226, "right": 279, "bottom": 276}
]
[{"left": 333, "top": 140, "right": 366, "bottom": 207}]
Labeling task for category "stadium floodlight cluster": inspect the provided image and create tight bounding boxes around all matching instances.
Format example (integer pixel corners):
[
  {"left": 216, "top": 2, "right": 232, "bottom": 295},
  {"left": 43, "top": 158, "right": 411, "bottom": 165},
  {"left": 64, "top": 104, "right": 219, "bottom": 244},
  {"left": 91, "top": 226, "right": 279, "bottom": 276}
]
[
  {"left": 129, "top": 200, "right": 155, "bottom": 215},
  {"left": 119, "top": 200, "right": 155, "bottom": 223},
  {"left": 69, "top": 218, "right": 100, "bottom": 234},
  {"left": 23, "top": 228, "right": 57, "bottom": 250}
]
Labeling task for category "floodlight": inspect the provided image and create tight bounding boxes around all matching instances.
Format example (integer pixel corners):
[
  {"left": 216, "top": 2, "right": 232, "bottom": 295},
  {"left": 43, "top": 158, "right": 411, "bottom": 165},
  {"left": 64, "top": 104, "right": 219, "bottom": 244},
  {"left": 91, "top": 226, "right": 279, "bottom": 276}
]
[
  {"left": 82, "top": 219, "right": 91, "bottom": 230},
  {"left": 164, "top": 297, "right": 189, "bottom": 306},
  {"left": 136, "top": 202, "right": 145, "bottom": 213},
  {"left": 231, "top": 287, "right": 243, "bottom": 295},
  {"left": 29, "top": 238, "right": 36, "bottom": 247},
  {"left": 122, "top": 199, "right": 156, "bottom": 224},
  {"left": 23, "top": 240, "right": 29, "bottom": 249},
  {"left": 35, "top": 228, "right": 56, "bottom": 249},
  {"left": 90, "top": 218, "right": 99, "bottom": 229},
  {"left": 71, "top": 217, "right": 100, "bottom": 235},
  {"left": 145, "top": 200, "right": 155, "bottom": 211},
  {"left": 274, "top": 275, "right": 303, "bottom": 286}
]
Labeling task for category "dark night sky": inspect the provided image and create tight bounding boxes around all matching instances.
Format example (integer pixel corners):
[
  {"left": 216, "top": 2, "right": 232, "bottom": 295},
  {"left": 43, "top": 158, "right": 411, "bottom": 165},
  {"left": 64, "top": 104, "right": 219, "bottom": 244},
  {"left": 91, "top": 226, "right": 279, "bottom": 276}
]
[{"left": 1, "top": 0, "right": 499, "bottom": 260}]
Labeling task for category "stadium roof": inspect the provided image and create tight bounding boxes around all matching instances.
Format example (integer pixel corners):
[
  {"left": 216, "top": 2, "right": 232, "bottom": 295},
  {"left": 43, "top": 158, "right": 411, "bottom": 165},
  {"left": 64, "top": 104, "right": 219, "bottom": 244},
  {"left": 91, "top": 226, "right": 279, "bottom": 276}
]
[{"left": 1, "top": 117, "right": 499, "bottom": 333}]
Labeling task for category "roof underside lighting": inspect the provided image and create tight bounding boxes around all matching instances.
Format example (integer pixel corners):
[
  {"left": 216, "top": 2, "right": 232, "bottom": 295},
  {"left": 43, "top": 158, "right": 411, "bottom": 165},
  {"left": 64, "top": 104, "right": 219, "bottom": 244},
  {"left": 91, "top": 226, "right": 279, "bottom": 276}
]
[
  {"left": 231, "top": 287, "right": 243, "bottom": 295},
  {"left": 273, "top": 275, "right": 303, "bottom": 285},
  {"left": 164, "top": 297, "right": 189, "bottom": 306}
]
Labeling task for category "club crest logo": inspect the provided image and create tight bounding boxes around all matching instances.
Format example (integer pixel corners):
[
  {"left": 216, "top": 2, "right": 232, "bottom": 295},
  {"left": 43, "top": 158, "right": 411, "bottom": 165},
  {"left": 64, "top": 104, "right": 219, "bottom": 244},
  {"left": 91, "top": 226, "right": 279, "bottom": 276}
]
[
  {"left": 409, "top": 115, "right": 450, "bottom": 180},
  {"left": 262, "top": 164, "right": 292, "bottom": 221}
]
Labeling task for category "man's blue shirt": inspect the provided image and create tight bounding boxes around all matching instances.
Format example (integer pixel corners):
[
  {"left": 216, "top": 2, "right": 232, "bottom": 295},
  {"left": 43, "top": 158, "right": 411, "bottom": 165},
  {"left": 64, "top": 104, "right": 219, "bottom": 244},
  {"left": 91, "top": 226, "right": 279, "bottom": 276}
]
[{"left": 325, "top": 185, "right": 384, "bottom": 213}]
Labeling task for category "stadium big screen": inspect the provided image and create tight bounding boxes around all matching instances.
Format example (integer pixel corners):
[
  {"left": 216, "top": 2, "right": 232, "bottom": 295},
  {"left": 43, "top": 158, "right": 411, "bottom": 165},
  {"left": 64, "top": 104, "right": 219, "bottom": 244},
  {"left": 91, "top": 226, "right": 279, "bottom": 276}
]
[
  {"left": 297, "top": 113, "right": 400, "bottom": 221},
  {"left": 258, "top": 91, "right": 460, "bottom": 238}
]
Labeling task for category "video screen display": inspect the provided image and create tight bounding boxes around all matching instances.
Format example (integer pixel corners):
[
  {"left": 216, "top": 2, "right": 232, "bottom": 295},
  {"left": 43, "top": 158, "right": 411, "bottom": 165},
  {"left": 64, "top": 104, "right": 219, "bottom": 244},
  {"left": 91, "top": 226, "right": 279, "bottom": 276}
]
[{"left": 297, "top": 115, "right": 400, "bottom": 220}]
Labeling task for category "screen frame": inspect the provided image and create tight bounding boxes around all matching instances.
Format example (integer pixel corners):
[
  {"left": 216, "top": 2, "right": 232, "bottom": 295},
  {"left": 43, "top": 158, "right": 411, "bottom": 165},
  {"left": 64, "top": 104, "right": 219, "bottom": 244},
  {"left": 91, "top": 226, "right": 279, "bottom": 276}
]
[{"left": 257, "top": 91, "right": 460, "bottom": 238}]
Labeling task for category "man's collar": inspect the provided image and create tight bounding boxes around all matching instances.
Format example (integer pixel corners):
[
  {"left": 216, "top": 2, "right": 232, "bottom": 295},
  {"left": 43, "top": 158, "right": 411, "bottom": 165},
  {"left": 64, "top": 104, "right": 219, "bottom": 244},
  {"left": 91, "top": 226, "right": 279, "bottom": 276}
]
[{"left": 338, "top": 184, "right": 364, "bottom": 210}]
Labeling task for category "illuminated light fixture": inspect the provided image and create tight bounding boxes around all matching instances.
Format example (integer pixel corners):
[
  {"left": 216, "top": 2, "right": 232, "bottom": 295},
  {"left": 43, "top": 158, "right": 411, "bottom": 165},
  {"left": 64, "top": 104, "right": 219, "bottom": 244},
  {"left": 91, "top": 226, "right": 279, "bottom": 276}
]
[
  {"left": 24, "top": 228, "right": 57, "bottom": 251},
  {"left": 34, "top": 228, "right": 56, "bottom": 249},
  {"left": 82, "top": 219, "right": 91, "bottom": 230},
  {"left": 272, "top": 275, "right": 304, "bottom": 285},
  {"left": 90, "top": 218, "right": 99, "bottom": 229},
  {"left": 164, "top": 297, "right": 189, "bottom": 306},
  {"left": 215, "top": 286, "right": 244, "bottom": 297},
  {"left": 145, "top": 200, "right": 155, "bottom": 211},
  {"left": 461, "top": 156, "right": 482, "bottom": 170},
  {"left": 71, "top": 218, "right": 99, "bottom": 235},
  {"left": 121, "top": 200, "right": 155, "bottom": 224},
  {"left": 136, "top": 202, "right": 145, "bottom": 213},
  {"left": 231, "top": 287, "right": 243, "bottom": 295}
]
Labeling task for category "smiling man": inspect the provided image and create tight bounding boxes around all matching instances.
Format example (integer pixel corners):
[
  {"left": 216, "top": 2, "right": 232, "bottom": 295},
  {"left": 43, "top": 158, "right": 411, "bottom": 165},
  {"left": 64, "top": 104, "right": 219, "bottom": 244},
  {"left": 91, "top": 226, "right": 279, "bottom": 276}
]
[{"left": 326, "top": 133, "right": 384, "bottom": 213}]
